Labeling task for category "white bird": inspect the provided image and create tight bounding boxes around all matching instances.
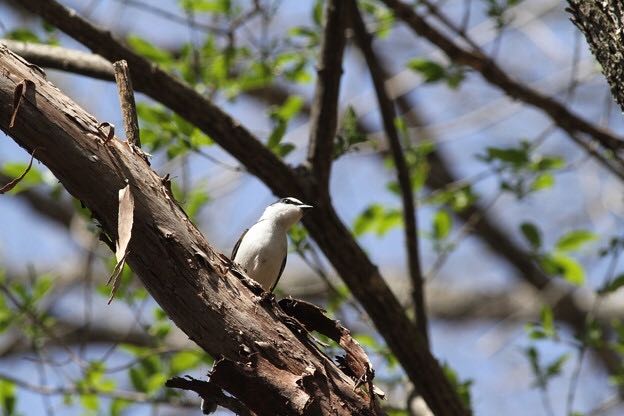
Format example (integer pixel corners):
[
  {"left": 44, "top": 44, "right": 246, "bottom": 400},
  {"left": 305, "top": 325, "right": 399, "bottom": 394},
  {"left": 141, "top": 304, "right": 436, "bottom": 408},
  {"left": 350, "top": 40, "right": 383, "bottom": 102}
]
[
  {"left": 201, "top": 197, "right": 312, "bottom": 414},
  {"left": 231, "top": 197, "right": 313, "bottom": 292}
]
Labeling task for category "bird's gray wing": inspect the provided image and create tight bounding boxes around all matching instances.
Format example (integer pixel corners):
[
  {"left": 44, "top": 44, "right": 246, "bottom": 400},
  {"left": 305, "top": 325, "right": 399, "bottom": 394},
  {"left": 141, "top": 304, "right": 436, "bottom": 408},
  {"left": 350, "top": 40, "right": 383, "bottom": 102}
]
[
  {"left": 270, "top": 255, "right": 287, "bottom": 292},
  {"left": 231, "top": 228, "right": 249, "bottom": 260}
]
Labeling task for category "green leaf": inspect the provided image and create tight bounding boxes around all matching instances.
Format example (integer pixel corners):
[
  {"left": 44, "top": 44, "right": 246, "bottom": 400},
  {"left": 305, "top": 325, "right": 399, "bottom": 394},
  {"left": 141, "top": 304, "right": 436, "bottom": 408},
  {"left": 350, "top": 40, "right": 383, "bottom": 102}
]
[
  {"left": 32, "top": 274, "right": 54, "bottom": 301},
  {"left": 533, "top": 156, "right": 565, "bottom": 171},
  {"left": 1, "top": 162, "right": 44, "bottom": 193},
  {"left": 597, "top": 273, "right": 624, "bottom": 296},
  {"left": 555, "top": 230, "right": 597, "bottom": 252},
  {"left": 146, "top": 373, "right": 167, "bottom": 394},
  {"left": 540, "top": 305, "right": 555, "bottom": 338},
  {"left": 334, "top": 107, "right": 367, "bottom": 158},
  {"left": 80, "top": 394, "right": 99, "bottom": 411},
  {"left": 408, "top": 58, "right": 446, "bottom": 83},
  {"left": 141, "top": 355, "right": 163, "bottom": 376},
  {"left": 184, "top": 188, "right": 210, "bottom": 221},
  {"left": 545, "top": 353, "right": 569, "bottom": 378},
  {"left": 525, "top": 322, "right": 547, "bottom": 340},
  {"left": 267, "top": 119, "right": 287, "bottom": 149},
  {"left": 0, "top": 380, "right": 16, "bottom": 416},
  {"left": 275, "top": 96, "right": 304, "bottom": 121},
  {"left": 129, "top": 367, "right": 147, "bottom": 392},
  {"left": 353, "top": 204, "right": 402, "bottom": 237},
  {"left": 442, "top": 363, "right": 473, "bottom": 411},
  {"left": 170, "top": 351, "right": 203, "bottom": 374},
  {"left": 520, "top": 222, "right": 541, "bottom": 249},
  {"left": 180, "top": 0, "right": 231, "bottom": 13},
  {"left": 531, "top": 173, "right": 554, "bottom": 191},
  {"left": 127, "top": 35, "right": 173, "bottom": 64},
  {"left": 484, "top": 146, "right": 529, "bottom": 166},
  {"left": 189, "top": 128, "right": 213, "bottom": 147},
  {"left": 6, "top": 29, "right": 40, "bottom": 43},
  {"left": 551, "top": 253, "right": 585, "bottom": 286},
  {"left": 110, "top": 398, "right": 130, "bottom": 416},
  {"left": 432, "top": 210, "right": 452, "bottom": 240},
  {"left": 275, "top": 143, "right": 295, "bottom": 158},
  {"left": 312, "top": 0, "right": 324, "bottom": 26}
]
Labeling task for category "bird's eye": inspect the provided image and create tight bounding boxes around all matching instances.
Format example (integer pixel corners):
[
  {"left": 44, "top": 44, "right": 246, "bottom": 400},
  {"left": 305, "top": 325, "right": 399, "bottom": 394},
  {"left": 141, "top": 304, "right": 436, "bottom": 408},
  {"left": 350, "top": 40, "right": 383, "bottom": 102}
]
[{"left": 282, "top": 198, "right": 293, "bottom": 204}]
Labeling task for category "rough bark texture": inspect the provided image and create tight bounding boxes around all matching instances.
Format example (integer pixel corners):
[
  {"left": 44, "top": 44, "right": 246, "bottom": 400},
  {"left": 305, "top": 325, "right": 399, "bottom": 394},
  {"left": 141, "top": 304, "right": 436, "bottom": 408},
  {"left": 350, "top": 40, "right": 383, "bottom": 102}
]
[
  {"left": 112, "top": 60, "right": 141, "bottom": 148},
  {"left": 12, "top": 2, "right": 470, "bottom": 414},
  {"left": 0, "top": 45, "right": 377, "bottom": 416},
  {"left": 567, "top": 1, "right": 624, "bottom": 113}
]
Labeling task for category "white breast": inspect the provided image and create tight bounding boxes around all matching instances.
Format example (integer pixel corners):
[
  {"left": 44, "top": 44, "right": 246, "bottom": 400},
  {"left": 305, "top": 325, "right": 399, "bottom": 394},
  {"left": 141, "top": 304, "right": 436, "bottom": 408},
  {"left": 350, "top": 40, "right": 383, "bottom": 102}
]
[{"left": 233, "top": 220, "right": 287, "bottom": 291}]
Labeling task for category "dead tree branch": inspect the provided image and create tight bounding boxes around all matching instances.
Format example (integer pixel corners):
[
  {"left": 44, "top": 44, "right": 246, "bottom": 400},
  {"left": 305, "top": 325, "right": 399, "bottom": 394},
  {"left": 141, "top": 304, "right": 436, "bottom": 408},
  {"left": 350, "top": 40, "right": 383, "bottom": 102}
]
[
  {"left": 0, "top": 45, "right": 379, "bottom": 416},
  {"left": 113, "top": 60, "right": 141, "bottom": 148}
]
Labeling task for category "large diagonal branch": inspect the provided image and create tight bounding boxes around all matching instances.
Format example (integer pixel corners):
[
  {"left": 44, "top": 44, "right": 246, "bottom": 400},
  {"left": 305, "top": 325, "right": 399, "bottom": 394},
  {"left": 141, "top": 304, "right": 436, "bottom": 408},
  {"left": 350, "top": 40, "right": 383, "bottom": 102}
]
[
  {"left": 9, "top": 2, "right": 468, "bottom": 414},
  {"left": 306, "top": 0, "right": 348, "bottom": 192},
  {"left": 0, "top": 45, "right": 379, "bottom": 415},
  {"left": 378, "top": 0, "right": 624, "bottom": 178},
  {"left": 350, "top": 3, "right": 428, "bottom": 345}
]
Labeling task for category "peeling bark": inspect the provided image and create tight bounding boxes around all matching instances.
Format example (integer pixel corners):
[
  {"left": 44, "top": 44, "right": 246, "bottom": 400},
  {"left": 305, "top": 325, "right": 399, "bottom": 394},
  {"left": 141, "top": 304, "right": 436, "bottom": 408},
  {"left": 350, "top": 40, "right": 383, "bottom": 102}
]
[{"left": 0, "top": 44, "right": 379, "bottom": 416}]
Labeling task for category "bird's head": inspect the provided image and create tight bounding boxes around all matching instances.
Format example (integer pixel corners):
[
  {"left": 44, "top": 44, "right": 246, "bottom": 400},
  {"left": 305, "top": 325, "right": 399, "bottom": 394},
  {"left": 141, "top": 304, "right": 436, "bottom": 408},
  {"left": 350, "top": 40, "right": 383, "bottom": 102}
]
[{"left": 260, "top": 197, "right": 313, "bottom": 227}]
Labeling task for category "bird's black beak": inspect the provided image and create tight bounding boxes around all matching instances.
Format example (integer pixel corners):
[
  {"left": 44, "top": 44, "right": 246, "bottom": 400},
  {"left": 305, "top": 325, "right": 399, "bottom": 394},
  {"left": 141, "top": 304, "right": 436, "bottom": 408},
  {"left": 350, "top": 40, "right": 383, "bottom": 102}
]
[{"left": 299, "top": 204, "right": 313, "bottom": 210}]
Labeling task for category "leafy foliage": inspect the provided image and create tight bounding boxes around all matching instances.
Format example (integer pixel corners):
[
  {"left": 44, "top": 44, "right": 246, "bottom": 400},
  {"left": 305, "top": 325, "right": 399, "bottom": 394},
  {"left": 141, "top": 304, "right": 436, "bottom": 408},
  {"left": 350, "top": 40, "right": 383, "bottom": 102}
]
[
  {"left": 478, "top": 141, "right": 565, "bottom": 198},
  {"left": 408, "top": 58, "right": 466, "bottom": 89},
  {"left": 266, "top": 96, "right": 302, "bottom": 158},
  {"left": 334, "top": 107, "right": 368, "bottom": 158},
  {"left": 524, "top": 346, "right": 568, "bottom": 390},
  {"left": 0, "top": 162, "right": 44, "bottom": 194},
  {"left": 353, "top": 204, "right": 403, "bottom": 237},
  {"left": 484, "top": 0, "right": 523, "bottom": 28},
  {"left": 442, "top": 363, "right": 473, "bottom": 412}
]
